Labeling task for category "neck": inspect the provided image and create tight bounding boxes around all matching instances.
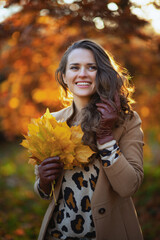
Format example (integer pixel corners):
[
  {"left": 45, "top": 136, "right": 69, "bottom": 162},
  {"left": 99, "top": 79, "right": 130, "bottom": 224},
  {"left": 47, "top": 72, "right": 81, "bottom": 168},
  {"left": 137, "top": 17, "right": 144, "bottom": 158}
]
[{"left": 73, "top": 96, "right": 90, "bottom": 112}]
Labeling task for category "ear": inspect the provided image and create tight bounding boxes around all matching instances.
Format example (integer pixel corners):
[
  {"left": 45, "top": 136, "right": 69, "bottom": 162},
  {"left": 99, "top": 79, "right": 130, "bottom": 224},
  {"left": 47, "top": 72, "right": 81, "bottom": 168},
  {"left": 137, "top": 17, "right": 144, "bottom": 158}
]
[{"left": 63, "top": 74, "right": 67, "bottom": 85}]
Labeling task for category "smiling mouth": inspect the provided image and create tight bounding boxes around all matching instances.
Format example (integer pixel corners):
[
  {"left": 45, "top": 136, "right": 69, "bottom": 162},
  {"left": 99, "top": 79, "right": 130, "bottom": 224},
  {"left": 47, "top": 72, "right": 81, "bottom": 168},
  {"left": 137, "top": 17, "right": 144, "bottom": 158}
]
[{"left": 76, "top": 82, "right": 91, "bottom": 86}]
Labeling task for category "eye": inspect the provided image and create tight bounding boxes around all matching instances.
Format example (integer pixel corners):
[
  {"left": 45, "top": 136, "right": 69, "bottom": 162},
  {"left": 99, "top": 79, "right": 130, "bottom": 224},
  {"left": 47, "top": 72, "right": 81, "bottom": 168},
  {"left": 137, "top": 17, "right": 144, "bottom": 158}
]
[
  {"left": 70, "top": 66, "right": 79, "bottom": 70},
  {"left": 88, "top": 65, "right": 97, "bottom": 71}
]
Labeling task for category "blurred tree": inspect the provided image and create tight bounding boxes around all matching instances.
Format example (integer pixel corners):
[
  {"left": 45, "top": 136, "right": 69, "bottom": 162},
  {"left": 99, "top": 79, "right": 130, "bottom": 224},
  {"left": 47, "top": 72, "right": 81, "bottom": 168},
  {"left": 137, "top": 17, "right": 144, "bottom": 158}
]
[{"left": 0, "top": 0, "right": 160, "bottom": 166}]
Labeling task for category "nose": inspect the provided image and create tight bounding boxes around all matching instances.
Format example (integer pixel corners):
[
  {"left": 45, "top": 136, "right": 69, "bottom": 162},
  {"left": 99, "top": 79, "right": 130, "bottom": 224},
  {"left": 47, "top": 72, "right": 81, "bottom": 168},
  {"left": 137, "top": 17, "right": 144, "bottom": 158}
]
[{"left": 78, "top": 67, "right": 87, "bottom": 77}]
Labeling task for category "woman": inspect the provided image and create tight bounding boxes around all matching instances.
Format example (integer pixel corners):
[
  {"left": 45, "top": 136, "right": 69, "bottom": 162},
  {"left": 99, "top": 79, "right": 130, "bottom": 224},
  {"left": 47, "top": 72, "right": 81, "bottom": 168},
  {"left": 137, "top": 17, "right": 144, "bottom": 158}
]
[{"left": 34, "top": 39, "right": 144, "bottom": 240}]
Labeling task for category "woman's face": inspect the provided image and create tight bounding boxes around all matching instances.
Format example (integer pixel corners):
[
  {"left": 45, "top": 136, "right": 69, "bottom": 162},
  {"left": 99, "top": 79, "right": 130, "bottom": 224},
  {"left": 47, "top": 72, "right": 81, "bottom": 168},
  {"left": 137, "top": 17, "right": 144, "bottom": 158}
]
[{"left": 63, "top": 48, "right": 97, "bottom": 105}]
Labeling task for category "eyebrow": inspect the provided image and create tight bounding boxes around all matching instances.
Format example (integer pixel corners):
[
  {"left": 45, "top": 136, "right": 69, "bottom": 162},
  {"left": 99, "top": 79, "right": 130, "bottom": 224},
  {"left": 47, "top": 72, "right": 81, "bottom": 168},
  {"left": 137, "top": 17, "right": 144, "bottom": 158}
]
[{"left": 69, "top": 63, "right": 96, "bottom": 66}]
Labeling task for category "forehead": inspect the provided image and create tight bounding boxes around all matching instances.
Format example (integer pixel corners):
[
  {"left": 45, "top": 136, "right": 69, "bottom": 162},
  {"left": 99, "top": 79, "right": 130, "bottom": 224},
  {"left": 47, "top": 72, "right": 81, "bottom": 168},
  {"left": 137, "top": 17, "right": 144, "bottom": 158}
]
[{"left": 67, "top": 48, "right": 96, "bottom": 64}]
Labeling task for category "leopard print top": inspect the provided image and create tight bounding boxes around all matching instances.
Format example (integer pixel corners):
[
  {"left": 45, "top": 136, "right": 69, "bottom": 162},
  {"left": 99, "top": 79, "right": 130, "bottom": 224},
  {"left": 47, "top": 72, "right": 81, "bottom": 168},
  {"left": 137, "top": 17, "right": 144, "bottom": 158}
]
[{"left": 46, "top": 159, "right": 100, "bottom": 239}]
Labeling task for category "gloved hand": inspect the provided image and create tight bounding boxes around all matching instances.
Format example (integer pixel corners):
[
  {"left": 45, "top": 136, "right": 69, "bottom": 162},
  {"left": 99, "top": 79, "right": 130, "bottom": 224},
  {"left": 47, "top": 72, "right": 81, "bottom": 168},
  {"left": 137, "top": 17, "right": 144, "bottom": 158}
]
[
  {"left": 96, "top": 93, "right": 121, "bottom": 145},
  {"left": 38, "top": 156, "right": 63, "bottom": 195}
]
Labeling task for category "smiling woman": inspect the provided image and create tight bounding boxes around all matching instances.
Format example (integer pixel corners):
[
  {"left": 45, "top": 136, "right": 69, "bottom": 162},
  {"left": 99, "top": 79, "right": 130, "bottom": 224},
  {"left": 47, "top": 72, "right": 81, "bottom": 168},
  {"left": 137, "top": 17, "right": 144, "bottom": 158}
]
[{"left": 34, "top": 39, "right": 144, "bottom": 240}]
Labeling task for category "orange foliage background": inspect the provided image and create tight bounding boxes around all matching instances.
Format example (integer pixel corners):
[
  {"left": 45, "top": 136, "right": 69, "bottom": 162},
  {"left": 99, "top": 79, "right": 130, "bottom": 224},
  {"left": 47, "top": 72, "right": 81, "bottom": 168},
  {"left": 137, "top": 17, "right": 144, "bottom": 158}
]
[{"left": 0, "top": 0, "right": 160, "bottom": 165}]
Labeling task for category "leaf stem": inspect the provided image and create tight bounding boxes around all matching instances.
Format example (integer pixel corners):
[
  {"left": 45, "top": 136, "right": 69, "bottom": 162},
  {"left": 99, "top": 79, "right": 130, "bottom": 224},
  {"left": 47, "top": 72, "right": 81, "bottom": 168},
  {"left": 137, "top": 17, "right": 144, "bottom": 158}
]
[{"left": 50, "top": 180, "right": 57, "bottom": 205}]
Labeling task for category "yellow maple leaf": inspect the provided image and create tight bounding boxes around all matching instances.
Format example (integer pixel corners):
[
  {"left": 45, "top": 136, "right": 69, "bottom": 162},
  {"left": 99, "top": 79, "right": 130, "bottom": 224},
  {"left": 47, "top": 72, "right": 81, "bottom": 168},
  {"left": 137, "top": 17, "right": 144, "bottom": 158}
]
[
  {"left": 70, "top": 125, "right": 83, "bottom": 145},
  {"left": 21, "top": 108, "right": 94, "bottom": 169},
  {"left": 21, "top": 139, "right": 29, "bottom": 148},
  {"left": 43, "top": 108, "right": 53, "bottom": 119},
  {"left": 75, "top": 144, "right": 94, "bottom": 163},
  {"left": 60, "top": 153, "right": 74, "bottom": 165},
  {"left": 28, "top": 120, "right": 39, "bottom": 136}
]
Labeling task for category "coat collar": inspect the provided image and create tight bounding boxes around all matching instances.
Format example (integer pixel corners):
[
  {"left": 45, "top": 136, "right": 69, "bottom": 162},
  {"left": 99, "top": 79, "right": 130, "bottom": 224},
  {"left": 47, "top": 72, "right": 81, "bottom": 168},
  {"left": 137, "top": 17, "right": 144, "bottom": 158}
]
[
  {"left": 51, "top": 102, "right": 75, "bottom": 123},
  {"left": 61, "top": 102, "right": 75, "bottom": 122}
]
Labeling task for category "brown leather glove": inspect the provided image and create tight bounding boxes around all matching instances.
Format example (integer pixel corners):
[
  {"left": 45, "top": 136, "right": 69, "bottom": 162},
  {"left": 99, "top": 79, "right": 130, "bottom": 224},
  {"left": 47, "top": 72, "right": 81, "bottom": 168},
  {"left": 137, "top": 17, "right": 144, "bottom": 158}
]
[
  {"left": 96, "top": 93, "right": 121, "bottom": 145},
  {"left": 38, "top": 156, "right": 63, "bottom": 195}
]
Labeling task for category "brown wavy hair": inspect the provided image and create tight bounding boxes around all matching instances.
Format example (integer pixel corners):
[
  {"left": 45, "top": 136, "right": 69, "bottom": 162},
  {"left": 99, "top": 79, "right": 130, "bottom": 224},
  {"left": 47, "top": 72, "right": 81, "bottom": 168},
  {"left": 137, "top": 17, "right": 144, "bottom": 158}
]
[{"left": 55, "top": 39, "right": 134, "bottom": 151}]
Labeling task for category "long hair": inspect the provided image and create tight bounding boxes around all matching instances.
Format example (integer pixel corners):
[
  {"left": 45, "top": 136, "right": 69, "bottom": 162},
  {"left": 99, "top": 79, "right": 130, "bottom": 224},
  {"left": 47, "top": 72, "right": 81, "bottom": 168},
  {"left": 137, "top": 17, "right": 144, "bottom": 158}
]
[{"left": 55, "top": 39, "right": 134, "bottom": 151}]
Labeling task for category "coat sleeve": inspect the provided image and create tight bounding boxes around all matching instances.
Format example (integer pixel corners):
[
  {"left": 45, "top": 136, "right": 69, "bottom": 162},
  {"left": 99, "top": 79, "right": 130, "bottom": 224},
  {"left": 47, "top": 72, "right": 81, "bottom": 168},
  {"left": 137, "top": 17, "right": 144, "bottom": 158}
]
[
  {"left": 103, "top": 111, "right": 144, "bottom": 198},
  {"left": 34, "top": 165, "right": 43, "bottom": 198}
]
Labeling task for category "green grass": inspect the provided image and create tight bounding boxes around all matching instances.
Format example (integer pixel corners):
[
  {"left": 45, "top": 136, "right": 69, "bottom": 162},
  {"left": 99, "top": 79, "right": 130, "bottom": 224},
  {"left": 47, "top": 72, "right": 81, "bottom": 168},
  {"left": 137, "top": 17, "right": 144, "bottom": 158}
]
[
  {"left": 0, "top": 141, "right": 160, "bottom": 240},
  {"left": 133, "top": 165, "right": 160, "bottom": 240},
  {"left": 0, "top": 140, "right": 48, "bottom": 240}
]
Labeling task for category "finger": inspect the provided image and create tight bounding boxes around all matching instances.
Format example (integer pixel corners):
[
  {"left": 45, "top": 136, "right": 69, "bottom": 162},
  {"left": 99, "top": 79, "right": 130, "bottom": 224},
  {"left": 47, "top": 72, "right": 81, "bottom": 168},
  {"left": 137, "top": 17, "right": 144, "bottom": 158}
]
[
  {"left": 46, "top": 174, "right": 60, "bottom": 182},
  {"left": 42, "top": 162, "right": 63, "bottom": 171},
  {"left": 96, "top": 107, "right": 105, "bottom": 117},
  {"left": 96, "top": 102, "right": 112, "bottom": 113},
  {"left": 44, "top": 168, "right": 63, "bottom": 178},
  {"left": 97, "top": 108, "right": 109, "bottom": 117},
  {"left": 99, "top": 97, "right": 116, "bottom": 110},
  {"left": 96, "top": 107, "right": 111, "bottom": 119},
  {"left": 39, "top": 162, "right": 63, "bottom": 176},
  {"left": 41, "top": 156, "right": 60, "bottom": 165},
  {"left": 100, "top": 95, "right": 120, "bottom": 111},
  {"left": 100, "top": 97, "right": 114, "bottom": 107}
]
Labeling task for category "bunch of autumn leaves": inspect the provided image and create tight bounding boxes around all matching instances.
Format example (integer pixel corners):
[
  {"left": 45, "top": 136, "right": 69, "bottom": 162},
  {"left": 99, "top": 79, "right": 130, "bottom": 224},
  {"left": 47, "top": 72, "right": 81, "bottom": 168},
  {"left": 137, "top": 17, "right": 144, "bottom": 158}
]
[{"left": 21, "top": 109, "right": 94, "bottom": 169}]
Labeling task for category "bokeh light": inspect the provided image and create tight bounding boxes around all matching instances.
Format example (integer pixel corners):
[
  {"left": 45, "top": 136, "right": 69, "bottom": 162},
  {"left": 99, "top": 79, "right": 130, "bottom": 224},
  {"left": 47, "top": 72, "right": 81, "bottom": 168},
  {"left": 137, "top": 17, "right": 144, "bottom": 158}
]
[
  {"left": 107, "top": 2, "right": 119, "bottom": 11},
  {"left": 93, "top": 17, "right": 105, "bottom": 30}
]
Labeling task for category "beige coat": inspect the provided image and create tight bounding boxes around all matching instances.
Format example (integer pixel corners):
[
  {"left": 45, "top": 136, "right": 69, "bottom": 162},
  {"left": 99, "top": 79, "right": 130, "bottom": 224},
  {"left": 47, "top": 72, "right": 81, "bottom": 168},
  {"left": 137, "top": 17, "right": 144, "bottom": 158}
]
[{"left": 34, "top": 105, "right": 144, "bottom": 240}]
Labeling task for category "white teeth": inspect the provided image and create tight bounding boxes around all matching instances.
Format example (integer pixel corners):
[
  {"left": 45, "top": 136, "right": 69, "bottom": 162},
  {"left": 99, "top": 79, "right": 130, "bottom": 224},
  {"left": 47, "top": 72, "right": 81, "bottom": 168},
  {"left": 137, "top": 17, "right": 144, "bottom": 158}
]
[{"left": 76, "top": 82, "right": 91, "bottom": 86}]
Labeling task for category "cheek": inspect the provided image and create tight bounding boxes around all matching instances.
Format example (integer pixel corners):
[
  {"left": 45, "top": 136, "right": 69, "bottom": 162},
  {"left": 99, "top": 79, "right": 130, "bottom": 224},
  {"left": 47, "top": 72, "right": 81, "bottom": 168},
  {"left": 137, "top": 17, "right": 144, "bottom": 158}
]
[
  {"left": 63, "top": 71, "right": 73, "bottom": 84},
  {"left": 92, "top": 73, "right": 97, "bottom": 84}
]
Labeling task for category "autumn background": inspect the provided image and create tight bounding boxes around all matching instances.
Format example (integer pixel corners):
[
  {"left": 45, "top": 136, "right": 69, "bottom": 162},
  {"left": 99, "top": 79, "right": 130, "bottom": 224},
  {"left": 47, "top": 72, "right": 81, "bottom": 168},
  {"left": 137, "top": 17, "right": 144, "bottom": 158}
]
[{"left": 0, "top": 0, "right": 160, "bottom": 239}]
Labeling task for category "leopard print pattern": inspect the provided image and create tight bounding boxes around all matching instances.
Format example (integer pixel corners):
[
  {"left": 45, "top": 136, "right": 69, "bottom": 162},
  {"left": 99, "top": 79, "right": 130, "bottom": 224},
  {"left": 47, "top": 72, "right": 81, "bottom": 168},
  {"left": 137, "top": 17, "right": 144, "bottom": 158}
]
[
  {"left": 98, "top": 142, "right": 121, "bottom": 167},
  {"left": 47, "top": 160, "right": 100, "bottom": 239}
]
